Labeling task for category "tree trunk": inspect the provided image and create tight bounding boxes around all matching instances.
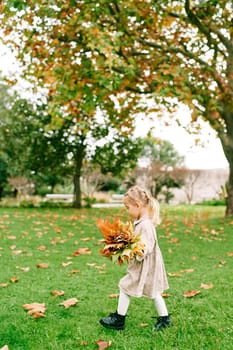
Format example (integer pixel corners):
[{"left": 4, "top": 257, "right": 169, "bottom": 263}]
[
  {"left": 226, "top": 164, "right": 233, "bottom": 217},
  {"left": 73, "top": 142, "right": 86, "bottom": 209},
  {"left": 220, "top": 116, "right": 233, "bottom": 217}
]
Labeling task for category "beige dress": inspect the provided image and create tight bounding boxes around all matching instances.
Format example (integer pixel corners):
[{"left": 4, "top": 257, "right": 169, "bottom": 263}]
[{"left": 119, "top": 216, "right": 169, "bottom": 298}]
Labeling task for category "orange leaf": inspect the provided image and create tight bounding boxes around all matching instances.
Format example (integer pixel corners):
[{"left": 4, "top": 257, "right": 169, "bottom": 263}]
[
  {"left": 23, "top": 302, "right": 46, "bottom": 317},
  {"left": 162, "top": 293, "right": 170, "bottom": 298},
  {"left": 168, "top": 238, "right": 179, "bottom": 243},
  {"left": 227, "top": 252, "right": 233, "bottom": 257},
  {"left": 33, "top": 312, "right": 45, "bottom": 319},
  {"left": 51, "top": 290, "right": 65, "bottom": 296},
  {"left": 59, "top": 298, "right": 78, "bottom": 309},
  {"left": 38, "top": 245, "right": 47, "bottom": 251},
  {"left": 10, "top": 276, "right": 19, "bottom": 283},
  {"left": 72, "top": 248, "right": 91, "bottom": 256},
  {"left": 183, "top": 290, "right": 201, "bottom": 298},
  {"left": 95, "top": 339, "right": 112, "bottom": 350},
  {"left": 36, "top": 263, "right": 49, "bottom": 268},
  {"left": 200, "top": 283, "right": 213, "bottom": 289}
]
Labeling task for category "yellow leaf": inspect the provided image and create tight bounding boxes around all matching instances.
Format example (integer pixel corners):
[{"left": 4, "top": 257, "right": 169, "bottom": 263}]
[{"left": 200, "top": 283, "right": 213, "bottom": 289}]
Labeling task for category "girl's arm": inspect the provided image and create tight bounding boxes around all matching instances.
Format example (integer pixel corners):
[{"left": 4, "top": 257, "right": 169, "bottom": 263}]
[{"left": 136, "top": 222, "right": 156, "bottom": 261}]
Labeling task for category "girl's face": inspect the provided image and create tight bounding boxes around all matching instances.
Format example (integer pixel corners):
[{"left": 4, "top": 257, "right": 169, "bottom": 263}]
[{"left": 124, "top": 201, "right": 141, "bottom": 220}]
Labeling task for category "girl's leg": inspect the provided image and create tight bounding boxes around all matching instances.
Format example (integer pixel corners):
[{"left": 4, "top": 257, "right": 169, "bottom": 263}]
[
  {"left": 152, "top": 293, "right": 171, "bottom": 330},
  {"left": 153, "top": 293, "right": 168, "bottom": 316},
  {"left": 99, "top": 289, "right": 129, "bottom": 330},
  {"left": 117, "top": 289, "right": 130, "bottom": 316}
]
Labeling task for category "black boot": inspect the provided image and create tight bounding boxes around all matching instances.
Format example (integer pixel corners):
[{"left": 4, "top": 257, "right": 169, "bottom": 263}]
[
  {"left": 99, "top": 311, "right": 126, "bottom": 330},
  {"left": 153, "top": 314, "right": 172, "bottom": 331}
]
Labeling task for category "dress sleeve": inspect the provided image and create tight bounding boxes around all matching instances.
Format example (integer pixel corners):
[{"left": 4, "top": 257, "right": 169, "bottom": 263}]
[{"left": 135, "top": 221, "right": 156, "bottom": 261}]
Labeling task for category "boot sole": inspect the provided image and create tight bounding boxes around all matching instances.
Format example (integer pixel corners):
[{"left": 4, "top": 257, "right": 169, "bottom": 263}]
[{"left": 99, "top": 320, "right": 124, "bottom": 330}]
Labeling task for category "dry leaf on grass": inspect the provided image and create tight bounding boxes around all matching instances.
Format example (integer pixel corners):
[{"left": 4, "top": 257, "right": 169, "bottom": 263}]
[
  {"left": 51, "top": 290, "right": 65, "bottom": 297},
  {"left": 200, "top": 283, "right": 214, "bottom": 289},
  {"left": 38, "top": 245, "right": 47, "bottom": 251},
  {"left": 108, "top": 293, "right": 119, "bottom": 298},
  {"left": 23, "top": 302, "right": 46, "bottom": 318},
  {"left": 68, "top": 269, "right": 81, "bottom": 275},
  {"left": 12, "top": 250, "right": 24, "bottom": 255},
  {"left": 59, "top": 298, "right": 78, "bottom": 309},
  {"left": 95, "top": 339, "right": 112, "bottom": 350},
  {"left": 10, "top": 276, "right": 19, "bottom": 283},
  {"left": 79, "top": 340, "right": 88, "bottom": 345},
  {"left": 183, "top": 290, "right": 201, "bottom": 298},
  {"left": 0, "top": 345, "right": 9, "bottom": 350},
  {"left": 62, "top": 262, "right": 72, "bottom": 267},
  {"left": 16, "top": 266, "right": 30, "bottom": 272},
  {"left": 162, "top": 293, "right": 170, "bottom": 298},
  {"left": 180, "top": 269, "right": 194, "bottom": 273},
  {"left": 139, "top": 323, "right": 149, "bottom": 327},
  {"left": 72, "top": 248, "right": 92, "bottom": 256},
  {"left": 0, "top": 283, "right": 9, "bottom": 288},
  {"left": 168, "top": 272, "right": 182, "bottom": 277},
  {"left": 36, "top": 263, "right": 49, "bottom": 268}
]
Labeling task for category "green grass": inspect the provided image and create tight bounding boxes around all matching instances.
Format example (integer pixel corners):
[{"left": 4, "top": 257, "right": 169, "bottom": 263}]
[{"left": 0, "top": 205, "right": 232, "bottom": 350}]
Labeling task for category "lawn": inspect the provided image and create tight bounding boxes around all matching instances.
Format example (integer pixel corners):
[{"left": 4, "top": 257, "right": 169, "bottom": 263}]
[{"left": 0, "top": 205, "right": 232, "bottom": 350}]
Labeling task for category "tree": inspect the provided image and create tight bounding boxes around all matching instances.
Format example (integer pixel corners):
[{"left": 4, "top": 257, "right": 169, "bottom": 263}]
[
  {"left": 142, "top": 138, "right": 184, "bottom": 202},
  {"left": 1, "top": 1, "right": 233, "bottom": 215},
  {"left": 175, "top": 168, "right": 202, "bottom": 204},
  {"left": 0, "top": 158, "right": 8, "bottom": 199},
  {"left": 1, "top": 1, "right": 146, "bottom": 207},
  {"left": 128, "top": 138, "right": 184, "bottom": 202},
  {"left": 140, "top": 138, "right": 184, "bottom": 168}
]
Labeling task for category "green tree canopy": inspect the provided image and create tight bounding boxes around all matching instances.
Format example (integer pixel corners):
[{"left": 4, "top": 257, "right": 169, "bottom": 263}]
[{"left": 1, "top": 0, "right": 233, "bottom": 215}]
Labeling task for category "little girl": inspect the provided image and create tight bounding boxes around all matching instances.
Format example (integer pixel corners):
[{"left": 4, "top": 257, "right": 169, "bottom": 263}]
[{"left": 99, "top": 185, "right": 171, "bottom": 331}]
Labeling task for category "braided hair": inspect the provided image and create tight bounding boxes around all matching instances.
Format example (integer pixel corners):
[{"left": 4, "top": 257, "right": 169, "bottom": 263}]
[{"left": 123, "top": 185, "right": 161, "bottom": 226}]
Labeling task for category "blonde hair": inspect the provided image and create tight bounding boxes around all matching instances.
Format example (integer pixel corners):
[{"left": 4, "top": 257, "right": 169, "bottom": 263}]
[{"left": 123, "top": 185, "right": 161, "bottom": 226}]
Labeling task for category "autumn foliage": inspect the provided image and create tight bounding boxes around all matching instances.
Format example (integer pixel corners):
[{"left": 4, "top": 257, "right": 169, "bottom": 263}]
[{"left": 96, "top": 217, "right": 145, "bottom": 265}]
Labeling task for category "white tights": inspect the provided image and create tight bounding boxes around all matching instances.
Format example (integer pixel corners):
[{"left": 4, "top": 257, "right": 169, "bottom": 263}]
[{"left": 117, "top": 289, "right": 168, "bottom": 316}]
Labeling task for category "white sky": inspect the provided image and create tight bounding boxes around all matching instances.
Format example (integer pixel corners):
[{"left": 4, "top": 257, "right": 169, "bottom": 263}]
[
  {"left": 0, "top": 43, "right": 229, "bottom": 170},
  {"left": 135, "top": 109, "right": 228, "bottom": 170}
]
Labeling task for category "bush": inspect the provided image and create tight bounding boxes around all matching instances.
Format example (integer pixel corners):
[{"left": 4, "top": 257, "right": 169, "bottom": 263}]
[
  {"left": 198, "top": 199, "right": 226, "bottom": 206},
  {"left": 39, "top": 200, "right": 72, "bottom": 208},
  {"left": 19, "top": 199, "right": 36, "bottom": 208},
  {"left": 99, "top": 177, "right": 121, "bottom": 192}
]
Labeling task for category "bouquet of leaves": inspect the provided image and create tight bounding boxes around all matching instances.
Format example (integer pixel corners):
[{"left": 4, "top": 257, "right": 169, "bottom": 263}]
[{"left": 96, "top": 217, "right": 145, "bottom": 265}]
